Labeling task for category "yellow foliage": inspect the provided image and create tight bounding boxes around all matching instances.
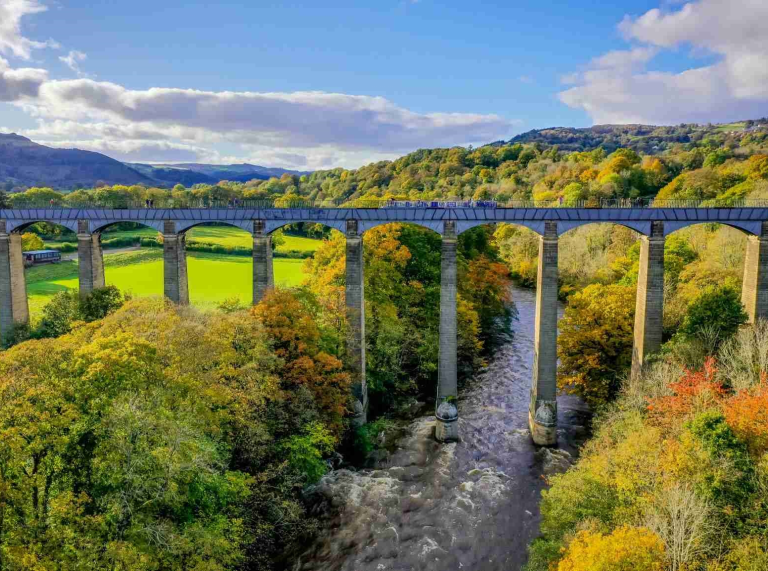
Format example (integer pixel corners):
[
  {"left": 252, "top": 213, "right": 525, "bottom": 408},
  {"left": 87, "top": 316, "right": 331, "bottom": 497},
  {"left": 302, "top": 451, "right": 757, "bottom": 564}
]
[
  {"left": 579, "top": 168, "right": 599, "bottom": 183},
  {"left": 557, "top": 526, "right": 666, "bottom": 571}
]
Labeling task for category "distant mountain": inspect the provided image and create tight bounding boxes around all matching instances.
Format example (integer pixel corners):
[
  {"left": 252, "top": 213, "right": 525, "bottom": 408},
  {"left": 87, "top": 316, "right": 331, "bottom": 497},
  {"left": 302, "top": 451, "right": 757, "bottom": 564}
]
[
  {"left": 0, "top": 133, "right": 152, "bottom": 190},
  {"left": 507, "top": 120, "right": 768, "bottom": 154},
  {"left": 127, "top": 162, "right": 309, "bottom": 186},
  {"left": 0, "top": 133, "right": 310, "bottom": 190}
]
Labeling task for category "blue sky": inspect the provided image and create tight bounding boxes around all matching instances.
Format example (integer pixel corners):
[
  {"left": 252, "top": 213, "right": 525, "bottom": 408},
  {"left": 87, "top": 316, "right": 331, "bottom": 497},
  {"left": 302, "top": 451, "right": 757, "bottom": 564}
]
[{"left": 1, "top": 0, "right": 766, "bottom": 169}]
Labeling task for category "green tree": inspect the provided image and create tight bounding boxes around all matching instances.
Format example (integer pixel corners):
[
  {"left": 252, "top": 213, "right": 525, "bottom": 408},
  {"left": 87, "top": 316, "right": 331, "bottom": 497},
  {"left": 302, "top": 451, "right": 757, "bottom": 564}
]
[
  {"left": 36, "top": 290, "right": 81, "bottom": 338},
  {"left": 677, "top": 285, "right": 748, "bottom": 347},
  {"left": 79, "top": 285, "right": 125, "bottom": 321}
]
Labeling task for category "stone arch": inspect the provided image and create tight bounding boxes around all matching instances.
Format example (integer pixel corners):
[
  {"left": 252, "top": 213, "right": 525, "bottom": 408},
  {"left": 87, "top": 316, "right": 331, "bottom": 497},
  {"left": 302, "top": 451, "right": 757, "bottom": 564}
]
[
  {"left": 358, "top": 219, "right": 444, "bottom": 235},
  {"left": 663, "top": 220, "right": 759, "bottom": 236},
  {"left": 90, "top": 219, "right": 165, "bottom": 234},
  {"left": 6, "top": 218, "right": 79, "bottom": 234},
  {"left": 176, "top": 220, "right": 254, "bottom": 234},
  {"left": 557, "top": 220, "right": 651, "bottom": 237},
  {"left": 456, "top": 220, "right": 545, "bottom": 235},
  {"left": 266, "top": 219, "right": 347, "bottom": 234}
]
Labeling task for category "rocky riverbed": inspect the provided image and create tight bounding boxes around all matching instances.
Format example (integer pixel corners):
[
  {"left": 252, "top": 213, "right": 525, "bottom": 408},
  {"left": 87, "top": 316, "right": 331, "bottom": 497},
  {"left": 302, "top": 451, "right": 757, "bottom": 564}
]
[{"left": 294, "top": 287, "right": 590, "bottom": 571}]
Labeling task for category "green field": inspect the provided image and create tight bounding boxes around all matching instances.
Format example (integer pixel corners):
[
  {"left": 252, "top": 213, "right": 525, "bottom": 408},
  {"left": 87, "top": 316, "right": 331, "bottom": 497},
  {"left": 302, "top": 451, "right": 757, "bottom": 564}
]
[
  {"left": 93, "top": 226, "right": 321, "bottom": 253},
  {"left": 26, "top": 249, "right": 308, "bottom": 317}
]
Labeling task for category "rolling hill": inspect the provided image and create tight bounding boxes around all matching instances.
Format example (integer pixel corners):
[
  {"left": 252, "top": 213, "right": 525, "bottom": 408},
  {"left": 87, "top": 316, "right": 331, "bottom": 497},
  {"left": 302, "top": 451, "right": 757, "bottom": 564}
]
[
  {"left": 0, "top": 133, "right": 308, "bottom": 190},
  {"left": 507, "top": 119, "right": 768, "bottom": 153},
  {"left": 0, "top": 133, "right": 152, "bottom": 190},
  {"left": 127, "top": 162, "right": 307, "bottom": 185}
]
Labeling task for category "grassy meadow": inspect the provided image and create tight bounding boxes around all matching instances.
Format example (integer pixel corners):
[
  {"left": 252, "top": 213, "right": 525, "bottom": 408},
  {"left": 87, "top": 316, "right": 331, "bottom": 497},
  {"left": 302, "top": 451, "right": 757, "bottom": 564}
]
[
  {"left": 28, "top": 225, "right": 317, "bottom": 318},
  {"left": 87, "top": 226, "right": 322, "bottom": 253}
]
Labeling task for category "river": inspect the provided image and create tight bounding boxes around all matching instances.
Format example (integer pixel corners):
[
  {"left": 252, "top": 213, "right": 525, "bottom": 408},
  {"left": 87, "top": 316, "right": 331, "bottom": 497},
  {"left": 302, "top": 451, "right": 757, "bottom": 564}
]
[{"left": 294, "top": 286, "right": 590, "bottom": 571}]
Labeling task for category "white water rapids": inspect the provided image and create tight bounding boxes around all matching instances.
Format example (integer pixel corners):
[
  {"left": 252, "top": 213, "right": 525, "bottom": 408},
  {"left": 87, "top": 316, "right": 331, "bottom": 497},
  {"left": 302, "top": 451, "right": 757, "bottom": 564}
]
[{"left": 294, "top": 287, "right": 590, "bottom": 571}]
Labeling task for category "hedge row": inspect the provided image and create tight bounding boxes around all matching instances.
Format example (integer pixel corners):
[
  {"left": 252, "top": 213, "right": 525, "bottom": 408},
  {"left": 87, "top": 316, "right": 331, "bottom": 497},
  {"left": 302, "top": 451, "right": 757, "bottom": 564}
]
[{"left": 47, "top": 237, "right": 312, "bottom": 259}]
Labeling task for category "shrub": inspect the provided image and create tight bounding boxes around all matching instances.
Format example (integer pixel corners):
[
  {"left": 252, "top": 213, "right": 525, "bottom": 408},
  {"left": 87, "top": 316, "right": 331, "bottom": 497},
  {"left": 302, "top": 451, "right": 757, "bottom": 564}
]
[
  {"left": 35, "top": 286, "right": 126, "bottom": 340},
  {"left": 711, "top": 538, "right": 768, "bottom": 571},
  {"left": 676, "top": 285, "right": 748, "bottom": 348},
  {"left": 79, "top": 285, "right": 126, "bottom": 322},
  {"left": 36, "top": 290, "right": 81, "bottom": 338},
  {"left": 647, "top": 357, "right": 725, "bottom": 426},
  {"left": 282, "top": 422, "right": 336, "bottom": 484},
  {"left": 684, "top": 412, "right": 754, "bottom": 519},
  {"left": 352, "top": 417, "right": 394, "bottom": 457},
  {"left": 46, "top": 241, "right": 77, "bottom": 252}
]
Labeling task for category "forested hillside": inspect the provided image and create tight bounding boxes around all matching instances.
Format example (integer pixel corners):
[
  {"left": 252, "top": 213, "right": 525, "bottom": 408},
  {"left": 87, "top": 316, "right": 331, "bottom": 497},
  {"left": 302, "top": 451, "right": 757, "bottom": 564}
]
[
  {"left": 508, "top": 119, "right": 768, "bottom": 153},
  {"left": 6, "top": 119, "right": 768, "bottom": 210}
]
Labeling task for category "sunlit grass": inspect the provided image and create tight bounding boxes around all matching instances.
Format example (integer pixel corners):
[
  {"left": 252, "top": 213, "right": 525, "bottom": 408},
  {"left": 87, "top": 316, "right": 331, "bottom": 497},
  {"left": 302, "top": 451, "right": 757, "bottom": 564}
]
[
  {"left": 26, "top": 249, "right": 308, "bottom": 317},
  {"left": 93, "top": 225, "right": 321, "bottom": 252}
]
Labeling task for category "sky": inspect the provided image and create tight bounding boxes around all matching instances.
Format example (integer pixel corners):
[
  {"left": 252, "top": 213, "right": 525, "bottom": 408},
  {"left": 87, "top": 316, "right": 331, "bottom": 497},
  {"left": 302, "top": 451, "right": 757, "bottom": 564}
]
[{"left": 0, "top": 0, "right": 766, "bottom": 169}]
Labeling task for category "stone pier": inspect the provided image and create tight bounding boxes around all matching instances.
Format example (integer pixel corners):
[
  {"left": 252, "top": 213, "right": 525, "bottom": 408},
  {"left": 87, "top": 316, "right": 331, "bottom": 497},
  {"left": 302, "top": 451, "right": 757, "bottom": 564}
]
[
  {"left": 529, "top": 221, "right": 559, "bottom": 446},
  {"left": 631, "top": 220, "right": 665, "bottom": 379},
  {"left": 252, "top": 220, "right": 274, "bottom": 304},
  {"left": 77, "top": 220, "right": 105, "bottom": 298},
  {"left": 163, "top": 220, "right": 189, "bottom": 304},
  {"left": 345, "top": 219, "right": 367, "bottom": 425},
  {"left": 742, "top": 221, "right": 768, "bottom": 324},
  {"left": 0, "top": 222, "right": 29, "bottom": 341},
  {"left": 436, "top": 220, "right": 459, "bottom": 442}
]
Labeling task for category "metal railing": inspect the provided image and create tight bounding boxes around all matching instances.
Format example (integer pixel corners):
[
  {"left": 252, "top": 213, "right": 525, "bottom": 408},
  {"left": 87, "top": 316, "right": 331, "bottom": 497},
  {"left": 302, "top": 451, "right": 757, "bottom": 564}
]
[{"left": 3, "top": 198, "right": 768, "bottom": 210}]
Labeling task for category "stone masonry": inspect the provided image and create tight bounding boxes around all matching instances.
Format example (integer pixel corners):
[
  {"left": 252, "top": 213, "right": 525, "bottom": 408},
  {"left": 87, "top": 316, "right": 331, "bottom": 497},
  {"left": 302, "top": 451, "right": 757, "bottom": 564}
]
[
  {"left": 0, "top": 222, "right": 29, "bottom": 341},
  {"left": 529, "top": 221, "right": 559, "bottom": 446},
  {"left": 631, "top": 220, "right": 665, "bottom": 379},
  {"left": 253, "top": 220, "right": 274, "bottom": 304},
  {"left": 163, "top": 220, "right": 189, "bottom": 304},
  {"left": 77, "top": 220, "right": 105, "bottom": 298},
  {"left": 345, "top": 219, "right": 367, "bottom": 426},
  {"left": 742, "top": 221, "right": 768, "bottom": 323},
  {"left": 436, "top": 220, "right": 459, "bottom": 442}
]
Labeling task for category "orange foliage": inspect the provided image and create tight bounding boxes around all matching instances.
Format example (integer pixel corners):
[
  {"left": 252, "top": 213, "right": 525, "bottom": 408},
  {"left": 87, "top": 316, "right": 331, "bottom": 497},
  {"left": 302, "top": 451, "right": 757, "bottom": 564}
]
[
  {"left": 647, "top": 357, "right": 725, "bottom": 425},
  {"left": 463, "top": 256, "right": 512, "bottom": 305},
  {"left": 579, "top": 168, "right": 599, "bottom": 183},
  {"left": 724, "top": 374, "right": 768, "bottom": 456},
  {"left": 252, "top": 289, "right": 351, "bottom": 431}
]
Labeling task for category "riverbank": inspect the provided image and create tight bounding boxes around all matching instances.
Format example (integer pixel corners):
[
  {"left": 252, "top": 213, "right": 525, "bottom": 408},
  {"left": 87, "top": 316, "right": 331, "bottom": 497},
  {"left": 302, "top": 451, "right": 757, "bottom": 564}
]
[{"left": 293, "top": 286, "right": 590, "bottom": 571}]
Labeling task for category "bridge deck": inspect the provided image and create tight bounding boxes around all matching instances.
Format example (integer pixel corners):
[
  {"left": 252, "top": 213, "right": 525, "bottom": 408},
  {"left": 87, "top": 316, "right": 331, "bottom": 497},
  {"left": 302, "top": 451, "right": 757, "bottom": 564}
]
[{"left": 1, "top": 207, "right": 767, "bottom": 236}]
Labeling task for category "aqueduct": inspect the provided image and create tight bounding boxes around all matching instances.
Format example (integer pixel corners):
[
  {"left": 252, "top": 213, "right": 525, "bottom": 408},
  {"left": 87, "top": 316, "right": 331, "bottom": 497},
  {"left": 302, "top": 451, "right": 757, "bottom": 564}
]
[{"left": 1, "top": 206, "right": 766, "bottom": 445}]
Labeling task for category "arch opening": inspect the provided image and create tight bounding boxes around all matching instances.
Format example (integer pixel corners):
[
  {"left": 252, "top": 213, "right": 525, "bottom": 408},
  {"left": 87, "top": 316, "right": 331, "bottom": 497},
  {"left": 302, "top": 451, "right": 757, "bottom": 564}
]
[{"left": 9, "top": 221, "right": 83, "bottom": 320}]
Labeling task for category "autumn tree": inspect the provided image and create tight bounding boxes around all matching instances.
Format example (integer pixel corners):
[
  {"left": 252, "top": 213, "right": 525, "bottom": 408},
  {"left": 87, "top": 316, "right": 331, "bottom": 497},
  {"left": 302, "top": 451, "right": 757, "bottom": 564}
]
[
  {"left": 252, "top": 288, "right": 352, "bottom": 432},
  {"left": 20, "top": 232, "right": 43, "bottom": 251},
  {"left": 558, "top": 526, "right": 666, "bottom": 571},
  {"left": 557, "top": 283, "right": 636, "bottom": 406}
]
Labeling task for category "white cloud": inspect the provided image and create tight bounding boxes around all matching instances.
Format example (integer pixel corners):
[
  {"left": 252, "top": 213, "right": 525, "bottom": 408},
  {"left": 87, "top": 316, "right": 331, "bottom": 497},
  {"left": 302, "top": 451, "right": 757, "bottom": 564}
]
[
  {"left": 58, "top": 50, "right": 88, "bottom": 77},
  {"left": 0, "top": 56, "right": 47, "bottom": 101},
  {"left": 24, "top": 81, "right": 513, "bottom": 152},
  {"left": 560, "top": 0, "right": 768, "bottom": 125},
  {"left": 0, "top": 0, "right": 57, "bottom": 59},
  {"left": 6, "top": 78, "right": 514, "bottom": 168},
  {"left": 39, "top": 138, "right": 211, "bottom": 163},
  {"left": 590, "top": 47, "right": 657, "bottom": 71},
  {"left": 0, "top": 0, "right": 516, "bottom": 169}
]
